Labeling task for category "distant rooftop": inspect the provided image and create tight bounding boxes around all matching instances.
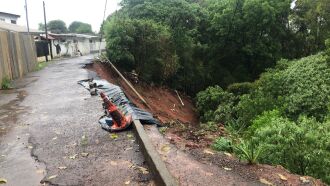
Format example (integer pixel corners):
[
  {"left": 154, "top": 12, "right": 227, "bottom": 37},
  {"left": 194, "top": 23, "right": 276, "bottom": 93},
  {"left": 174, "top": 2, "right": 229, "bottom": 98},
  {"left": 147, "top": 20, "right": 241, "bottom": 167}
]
[
  {"left": 0, "top": 11, "right": 20, "bottom": 18},
  {"left": 49, "top": 33, "right": 100, "bottom": 39},
  {"left": 0, "top": 21, "right": 40, "bottom": 33}
]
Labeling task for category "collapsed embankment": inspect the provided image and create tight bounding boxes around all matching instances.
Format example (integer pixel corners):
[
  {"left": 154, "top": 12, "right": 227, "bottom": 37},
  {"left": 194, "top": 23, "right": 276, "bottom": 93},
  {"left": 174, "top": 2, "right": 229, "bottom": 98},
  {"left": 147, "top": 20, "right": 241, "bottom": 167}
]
[{"left": 87, "top": 61, "right": 326, "bottom": 186}]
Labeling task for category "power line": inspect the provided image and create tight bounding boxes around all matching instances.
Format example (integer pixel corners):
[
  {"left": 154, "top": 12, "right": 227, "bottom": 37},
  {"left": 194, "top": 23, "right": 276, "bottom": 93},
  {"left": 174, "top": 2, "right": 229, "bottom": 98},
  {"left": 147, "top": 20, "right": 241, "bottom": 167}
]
[
  {"left": 24, "top": 0, "right": 30, "bottom": 34},
  {"left": 99, "top": 0, "right": 108, "bottom": 56}
]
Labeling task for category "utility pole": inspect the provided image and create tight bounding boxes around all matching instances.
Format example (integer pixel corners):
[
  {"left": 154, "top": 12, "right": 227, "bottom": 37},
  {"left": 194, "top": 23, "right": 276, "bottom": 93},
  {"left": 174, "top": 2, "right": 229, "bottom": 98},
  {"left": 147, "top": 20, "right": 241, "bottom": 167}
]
[
  {"left": 99, "top": 0, "right": 108, "bottom": 56},
  {"left": 43, "top": 1, "right": 53, "bottom": 61},
  {"left": 24, "top": 0, "right": 30, "bottom": 34}
]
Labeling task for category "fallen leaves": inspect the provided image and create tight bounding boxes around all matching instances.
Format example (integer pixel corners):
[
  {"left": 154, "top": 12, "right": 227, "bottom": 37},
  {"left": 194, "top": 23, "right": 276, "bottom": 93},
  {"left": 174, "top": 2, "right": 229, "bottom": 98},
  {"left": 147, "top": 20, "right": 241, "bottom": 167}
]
[
  {"left": 81, "top": 135, "right": 88, "bottom": 146},
  {"left": 48, "top": 175, "right": 57, "bottom": 180},
  {"left": 124, "top": 180, "right": 130, "bottom": 185},
  {"left": 110, "top": 161, "right": 118, "bottom": 166},
  {"left": 81, "top": 152, "right": 89, "bottom": 157},
  {"left": 259, "top": 178, "right": 273, "bottom": 186},
  {"left": 160, "top": 144, "right": 171, "bottom": 153},
  {"left": 203, "top": 149, "right": 215, "bottom": 155},
  {"left": 125, "top": 147, "right": 133, "bottom": 151},
  {"left": 137, "top": 166, "right": 149, "bottom": 174},
  {"left": 205, "top": 172, "right": 214, "bottom": 176},
  {"left": 277, "top": 173, "right": 287, "bottom": 181},
  {"left": 36, "top": 169, "right": 45, "bottom": 174},
  {"left": 300, "top": 176, "right": 310, "bottom": 183},
  {"left": 223, "top": 167, "right": 232, "bottom": 171},
  {"left": 58, "top": 166, "right": 67, "bottom": 170},
  {"left": 69, "top": 154, "right": 78, "bottom": 160},
  {"left": 224, "top": 152, "right": 232, "bottom": 157},
  {"left": 0, "top": 178, "right": 7, "bottom": 184},
  {"left": 127, "top": 134, "right": 133, "bottom": 139},
  {"left": 110, "top": 133, "right": 118, "bottom": 139}
]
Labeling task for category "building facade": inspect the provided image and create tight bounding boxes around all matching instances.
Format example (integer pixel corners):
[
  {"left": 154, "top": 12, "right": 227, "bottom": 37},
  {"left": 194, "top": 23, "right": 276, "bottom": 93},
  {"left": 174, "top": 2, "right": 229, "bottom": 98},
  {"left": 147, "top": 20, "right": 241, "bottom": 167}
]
[{"left": 0, "top": 12, "right": 20, "bottom": 24}]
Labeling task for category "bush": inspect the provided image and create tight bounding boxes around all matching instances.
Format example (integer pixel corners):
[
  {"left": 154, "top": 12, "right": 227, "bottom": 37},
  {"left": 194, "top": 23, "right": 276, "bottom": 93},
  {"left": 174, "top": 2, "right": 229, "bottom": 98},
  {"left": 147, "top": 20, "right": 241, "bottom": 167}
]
[
  {"left": 236, "top": 53, "right": 330, "bottom": 127},
  {"left": 212, "top": 137, "right": 233, "bottom": 152},
  {"left": 251, "top": 112, "right": 330, "bottom": 184},
  {"left": 233, "top": 138, "right": 263, "bottom": 164},
  {"left": 227, "top": 82, "right": 255, "bottom": 96},
  {"left": 200, "top": 121, "right": 218, "bottom": 132},
  {"left": 196, "top": 86, "right": 235, "bottom": 123},
  {"left": 235, "top": 92, "right": 278, "bottom": 129},
  {"left": 1, "top": 77, "right": 11, "bottom": 89}
]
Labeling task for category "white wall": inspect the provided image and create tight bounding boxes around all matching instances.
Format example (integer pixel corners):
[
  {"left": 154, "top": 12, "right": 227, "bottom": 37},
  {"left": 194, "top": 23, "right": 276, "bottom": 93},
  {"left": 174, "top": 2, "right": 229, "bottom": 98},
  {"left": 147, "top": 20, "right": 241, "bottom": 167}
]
[
  {"left": 51, "top": 37, "right": 106, "bottom": 57},
  {"left": 0, "top": 14, "right": 19, "bottom": 24}
]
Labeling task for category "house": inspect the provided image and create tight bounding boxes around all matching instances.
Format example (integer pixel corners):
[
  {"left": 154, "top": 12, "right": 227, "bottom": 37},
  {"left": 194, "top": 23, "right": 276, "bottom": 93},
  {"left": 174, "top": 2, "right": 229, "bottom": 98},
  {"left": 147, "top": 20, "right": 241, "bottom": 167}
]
[
  {"left": 0, "top": 20, "right": 40, "bottom": 34},
  {"left": 0, "top": 12, "right": 20, "bottom": 24},
  {"left": 47, "top": 33, "right": 106, "bottom": 57}
]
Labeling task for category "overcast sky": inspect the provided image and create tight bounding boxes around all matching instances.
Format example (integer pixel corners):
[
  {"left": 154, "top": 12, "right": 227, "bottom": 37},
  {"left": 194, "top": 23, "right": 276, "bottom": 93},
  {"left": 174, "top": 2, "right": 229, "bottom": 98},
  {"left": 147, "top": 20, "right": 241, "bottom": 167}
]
[{"left": 0, "top": 0, "right": 121, "bottom": 32}]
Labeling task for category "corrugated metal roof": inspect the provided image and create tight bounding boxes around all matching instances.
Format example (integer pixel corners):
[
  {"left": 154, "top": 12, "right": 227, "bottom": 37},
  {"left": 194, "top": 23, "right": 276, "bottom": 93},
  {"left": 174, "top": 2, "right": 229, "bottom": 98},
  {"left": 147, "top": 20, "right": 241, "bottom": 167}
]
[
  {"left": 0, "top": 21, "right": 40, "bottom": 33},
  {"left": 0, "top": 11, "right": 20, "bottom": 18},
  {"left": 49, "top": 33, "right": 100, "bottom": 39}
]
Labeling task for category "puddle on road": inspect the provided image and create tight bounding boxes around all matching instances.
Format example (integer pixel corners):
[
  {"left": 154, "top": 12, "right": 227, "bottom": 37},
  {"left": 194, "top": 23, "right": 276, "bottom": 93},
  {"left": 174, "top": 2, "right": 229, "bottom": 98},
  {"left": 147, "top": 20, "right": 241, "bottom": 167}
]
[
  {"left": 0, "top": 89, "right": 46, "bottom": 186},
  {"left": 0, "top": 90, "right": 28, "bottom": 137}
]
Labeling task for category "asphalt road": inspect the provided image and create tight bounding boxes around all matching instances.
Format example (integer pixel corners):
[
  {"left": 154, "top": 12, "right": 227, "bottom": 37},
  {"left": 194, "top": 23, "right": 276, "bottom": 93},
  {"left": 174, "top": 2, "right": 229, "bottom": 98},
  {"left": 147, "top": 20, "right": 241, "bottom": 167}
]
[{"left": 0, "top": 56, "right": 152, "bottom": 186}]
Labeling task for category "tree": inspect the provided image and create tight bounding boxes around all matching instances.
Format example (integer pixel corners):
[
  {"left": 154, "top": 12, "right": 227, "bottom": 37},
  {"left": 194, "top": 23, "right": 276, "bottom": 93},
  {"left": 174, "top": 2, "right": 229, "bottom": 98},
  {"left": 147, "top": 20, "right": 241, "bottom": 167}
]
[
  {"left": 47, "top": 20, "right": 67, "bottom": 33},
  {"left": 105, "top": 18, "right": 179, "bottom": 83},
  {"left": 291, "top": 0, "right": 330, "bottom": 55},
  {"left": 68, "top": 21, "right": 93, "bottom": 34},
  {"left": 38, "top": 23, "right": 45, "bottom": 31}
]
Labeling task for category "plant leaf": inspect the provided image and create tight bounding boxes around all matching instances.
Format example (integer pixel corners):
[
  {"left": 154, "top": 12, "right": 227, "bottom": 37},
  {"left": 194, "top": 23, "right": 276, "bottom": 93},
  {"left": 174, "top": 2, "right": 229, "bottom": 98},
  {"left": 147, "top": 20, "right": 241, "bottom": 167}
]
[
  {"left": 259, "top": 178, "right": 273, "bottom": 186},
  {"left": 110, "top": 134, "right": 118, "bottom": 139},
  {"left": 48, "top": 175, "right": 57, "bottom": 180},
  {"left": 0, "top": 178, "right": 7, "bottom": 184},
  {"left": 277, "top": 174, "right": 287, "bottom": 181}
]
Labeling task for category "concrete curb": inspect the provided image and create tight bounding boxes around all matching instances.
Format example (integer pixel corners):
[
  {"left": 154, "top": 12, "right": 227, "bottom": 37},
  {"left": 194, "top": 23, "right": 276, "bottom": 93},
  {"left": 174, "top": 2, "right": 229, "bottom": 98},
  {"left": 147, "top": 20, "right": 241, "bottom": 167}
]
[{"left": 133, "top": 120, "right": 178, "bottom": 186}]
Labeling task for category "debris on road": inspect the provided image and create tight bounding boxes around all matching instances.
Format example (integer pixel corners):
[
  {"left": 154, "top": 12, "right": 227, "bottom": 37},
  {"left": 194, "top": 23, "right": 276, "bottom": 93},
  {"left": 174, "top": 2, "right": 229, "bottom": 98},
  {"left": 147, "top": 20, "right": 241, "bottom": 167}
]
[
  {"left": 81, "top": 152, "right": 89, "bottom": 157},
  {"left": 259, "top": 178, "right": 273, "bottom": 185},
  {"left": 48, "top": 175, "right": 57, "bottom": 180},
  {"left": 0, "top": 178, "right": 7, "bottom": 184},
  {"left": 78, "top": 79, "right": 160, "bottom": 132}
]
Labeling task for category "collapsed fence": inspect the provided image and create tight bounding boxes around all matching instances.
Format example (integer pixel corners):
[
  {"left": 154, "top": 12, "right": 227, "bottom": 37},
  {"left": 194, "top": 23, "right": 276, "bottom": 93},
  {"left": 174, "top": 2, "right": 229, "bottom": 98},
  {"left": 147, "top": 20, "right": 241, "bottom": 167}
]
[{"left": 0, "top": 30, "right": 37, "bottom": 85}]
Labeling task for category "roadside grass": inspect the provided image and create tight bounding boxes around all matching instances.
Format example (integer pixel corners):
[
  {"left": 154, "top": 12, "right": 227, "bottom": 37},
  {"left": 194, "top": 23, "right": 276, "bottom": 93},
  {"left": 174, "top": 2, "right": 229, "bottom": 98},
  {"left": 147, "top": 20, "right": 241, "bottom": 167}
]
[
  {"left": 36, "top": 61, "right": 49, "bottom": 71},
  {"left": 1, "top": 76, "right": 12, "bottom": 90}
]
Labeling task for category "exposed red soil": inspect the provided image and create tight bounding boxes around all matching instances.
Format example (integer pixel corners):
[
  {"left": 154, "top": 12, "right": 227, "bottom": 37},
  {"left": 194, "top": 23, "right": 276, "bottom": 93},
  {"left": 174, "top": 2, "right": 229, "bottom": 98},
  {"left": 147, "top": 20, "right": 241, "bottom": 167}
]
[
  {"left": 90, "top": 62, "right": 199, "bottom": 126},
  {"left": 88, "top": 61, "right": 326, "bottom": 186}
]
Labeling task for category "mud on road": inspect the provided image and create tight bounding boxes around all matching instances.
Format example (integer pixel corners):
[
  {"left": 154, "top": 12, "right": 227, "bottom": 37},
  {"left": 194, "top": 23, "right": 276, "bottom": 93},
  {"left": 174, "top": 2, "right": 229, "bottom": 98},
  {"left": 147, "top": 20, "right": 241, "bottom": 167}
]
[{"left": 0, "top": 56, "right": 153, "bottom": 186}]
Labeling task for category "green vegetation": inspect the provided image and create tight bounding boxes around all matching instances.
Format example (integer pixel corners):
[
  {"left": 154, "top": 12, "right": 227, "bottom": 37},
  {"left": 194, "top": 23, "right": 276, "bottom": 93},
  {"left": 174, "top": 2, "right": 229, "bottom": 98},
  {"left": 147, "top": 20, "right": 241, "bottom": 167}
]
[
  {"left": 39, "top": 20, "right": 94, "bottom": 34},
  {"left": 45, "top": 20, "right": 68, "bottom": 33},
  {"left": 198, "top": 53, "right": 330, "bottom": 183},
  {"left": 103, "top": 0, "right": 330, "bottom": 183},
  {"left": 212, "top": 137, "right": 233, "bottom": 152},
  {"left": 35, "top": 62, "right": 49, "bottom": 71},
  {"left": 1, "top": 76, "right": 11, "bottom": 89},
  {"left": 69, "top": 21, "right": 93, "bottom": 34}
]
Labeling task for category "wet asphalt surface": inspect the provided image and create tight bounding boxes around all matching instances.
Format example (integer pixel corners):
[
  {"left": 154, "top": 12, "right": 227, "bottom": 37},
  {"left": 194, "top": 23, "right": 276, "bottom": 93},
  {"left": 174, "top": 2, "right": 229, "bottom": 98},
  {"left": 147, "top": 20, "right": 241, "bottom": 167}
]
[{"left": 0, "top": 56, "right": 152, "bottom": 186}]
